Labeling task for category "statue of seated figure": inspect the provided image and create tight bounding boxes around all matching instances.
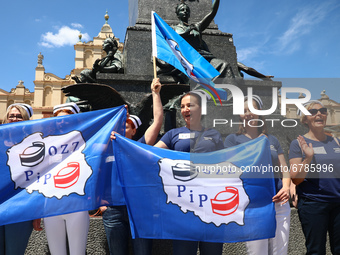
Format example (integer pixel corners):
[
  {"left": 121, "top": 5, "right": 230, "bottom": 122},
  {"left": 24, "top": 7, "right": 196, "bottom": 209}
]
[{"left": 73, "top": 37, "right": 123, "bottom": 83}]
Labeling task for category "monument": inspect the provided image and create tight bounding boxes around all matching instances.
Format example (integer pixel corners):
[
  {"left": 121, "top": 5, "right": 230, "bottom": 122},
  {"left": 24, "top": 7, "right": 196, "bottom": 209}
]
[{"left": 64, "top": 0, "right": 306, "bottom": 154}]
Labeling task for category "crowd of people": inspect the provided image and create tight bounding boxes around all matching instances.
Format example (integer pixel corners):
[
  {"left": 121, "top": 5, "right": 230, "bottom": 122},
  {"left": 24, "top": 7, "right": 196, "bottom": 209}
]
[{"left": 0, "top": 80, "right": 339, "bottom": 255}]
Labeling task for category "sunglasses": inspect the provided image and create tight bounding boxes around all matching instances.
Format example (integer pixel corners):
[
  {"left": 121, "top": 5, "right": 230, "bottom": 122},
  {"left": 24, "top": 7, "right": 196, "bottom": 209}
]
[{"left": 308, "top": 108, "right": 327, "bottom": 116}]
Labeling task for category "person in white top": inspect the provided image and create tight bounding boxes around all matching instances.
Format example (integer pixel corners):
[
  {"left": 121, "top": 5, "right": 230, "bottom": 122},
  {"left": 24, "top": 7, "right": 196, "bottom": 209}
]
[{"left": 43, "top": 102, "right": 90, "bottom": 255}]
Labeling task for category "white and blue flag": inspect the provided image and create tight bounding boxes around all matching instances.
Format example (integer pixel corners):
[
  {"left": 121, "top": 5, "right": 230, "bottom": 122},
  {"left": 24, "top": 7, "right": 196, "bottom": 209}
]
[
  {"left": 114, "top": 135, "right": 276, "bottom": 243},
  {"left": 151, "top": 11, "right": 227, "bottom": 102},
  {"left": 0, "top": 106, "right": 126, "bottom": 225},
  {"left": 0, "top": 107, "right": 276, "bottom": 243}
]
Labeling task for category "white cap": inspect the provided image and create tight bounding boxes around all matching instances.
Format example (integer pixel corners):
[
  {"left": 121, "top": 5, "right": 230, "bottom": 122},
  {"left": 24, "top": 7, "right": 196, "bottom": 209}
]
[
  {"left": 191, "top": 89, "right": 211, "bottom": 100},
  {"left": 128, "top": 115, "right": 142, "bottom": 129},
  {"left": 53, "top": 102, "right": 80, "bottom": 115},
  {"left": 244, "top": 95, "right": 263, "bottom": 109},
  {"left": 8, "top": 103, "right": 33, "bottom": 118}
]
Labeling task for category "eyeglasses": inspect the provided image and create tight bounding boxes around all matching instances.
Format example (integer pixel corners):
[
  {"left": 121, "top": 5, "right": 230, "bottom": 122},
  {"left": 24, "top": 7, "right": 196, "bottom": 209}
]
[
  {"left": 8, "top": 114, "right": 23, "bottom": 120},
  {"left": 308, "top": 108, "right": 327, "bottom": 116}
]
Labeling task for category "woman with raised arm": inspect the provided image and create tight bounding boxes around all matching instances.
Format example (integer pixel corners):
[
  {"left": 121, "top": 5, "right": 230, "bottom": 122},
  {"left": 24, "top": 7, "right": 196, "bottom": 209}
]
[
  {"left": 154, "top": 92, "right": 224, "bottom": 255},
  {"left": 289, "top": 101, "right": 340, "bottom": 254},
  {"left": 224, "top": 95, "right": 291, "bottom": 255},
  {"left": 103, "top": 78, "right": 163, "bottom": 255}
]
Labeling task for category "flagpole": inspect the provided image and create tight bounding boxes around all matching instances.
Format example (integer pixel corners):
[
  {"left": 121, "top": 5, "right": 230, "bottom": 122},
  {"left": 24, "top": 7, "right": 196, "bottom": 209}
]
[
  {"left": 151, "top": 11, "right": 157, "bottom": 79},
  {"left": 153, "top": 56, "right": 157, "bottom": 79}
]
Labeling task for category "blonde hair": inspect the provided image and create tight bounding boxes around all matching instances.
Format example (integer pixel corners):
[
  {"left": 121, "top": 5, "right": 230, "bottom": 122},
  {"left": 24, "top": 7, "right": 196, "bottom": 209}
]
[
  {"left": 2, "top": 105, "right": 30, "bottom": 124},
  {"left": 300, "top": 101, "right": 325, "bottom": 128}
]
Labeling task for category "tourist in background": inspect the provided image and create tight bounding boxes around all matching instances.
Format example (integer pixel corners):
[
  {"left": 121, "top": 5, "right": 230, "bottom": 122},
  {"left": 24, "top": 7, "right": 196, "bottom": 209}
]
[
  {"left": 289, "top": 101, "right": 340, "bottom": 254},
  {"left": 0, "top": 103, "right": 41, "bottom": 254},
  {"left": 43, "top": 102, "right": 90, "bottom": 255},
  {"left": 154, "top": 92, "right": 224, "bottom": 255},
  {"left": 224, "top": 95, "right": 291, "bottom": 255}
]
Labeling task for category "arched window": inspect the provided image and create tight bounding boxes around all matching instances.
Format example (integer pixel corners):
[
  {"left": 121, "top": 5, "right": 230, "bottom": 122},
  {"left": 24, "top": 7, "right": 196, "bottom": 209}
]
[{"left": 43, "top": 87, "right": 52, "bottom": 106}]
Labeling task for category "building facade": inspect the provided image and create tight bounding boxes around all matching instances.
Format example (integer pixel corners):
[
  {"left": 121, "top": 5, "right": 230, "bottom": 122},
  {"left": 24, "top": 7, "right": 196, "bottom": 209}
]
[
  {"left": 284, "top": 91, "right": 340, "bottom": 137},
  {"left": 0, "top": 81, "right": 34, "bottom": 121},
  {"left": 0, "top": 12, "right": 122, "bottom": 122}
]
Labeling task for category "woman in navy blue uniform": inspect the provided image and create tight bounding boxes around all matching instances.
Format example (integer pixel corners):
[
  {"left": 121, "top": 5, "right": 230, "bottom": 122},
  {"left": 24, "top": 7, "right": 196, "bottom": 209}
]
[
  {"left": 224, "top": 95, "right": 291, "bottom": 255},
  {"left": 155, "top": 92, "right": 224, "bottom": 255},
  {"left": 103, "top": 78, "right": 163, "bottom": 255},
  {"left": 289, "top": 101, "right": 340, "bottom": 255}
]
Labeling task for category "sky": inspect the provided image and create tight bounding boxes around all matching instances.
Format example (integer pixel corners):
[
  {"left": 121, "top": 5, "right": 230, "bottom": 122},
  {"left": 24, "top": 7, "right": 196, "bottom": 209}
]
[{"left": 0, "top": 0, "right": 339, "bottom": 102}]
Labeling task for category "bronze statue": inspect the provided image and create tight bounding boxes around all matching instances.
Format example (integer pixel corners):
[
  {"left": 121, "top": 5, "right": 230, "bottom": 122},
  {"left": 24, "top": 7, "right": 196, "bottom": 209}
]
[
  {"left": 237, "top": 62, "right": 274, "bottom": 79},
  {"left": 166, "top": 0, "right": 235, "bottom": 80},
  {"left": 72, "top": 37, "right": 123, "bottom": 83},
  {"left": 157, "top": 0, "right": 273, "bottom": 82},
  {"left": 93, "top": 37, "right": 123, "bottom": 74}
]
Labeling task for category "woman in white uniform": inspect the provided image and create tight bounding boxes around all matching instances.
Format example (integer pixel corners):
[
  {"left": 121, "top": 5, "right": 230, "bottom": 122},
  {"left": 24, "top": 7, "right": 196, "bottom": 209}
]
[{"left": 43, "top": 102, "right": 90, "bottom": 255}]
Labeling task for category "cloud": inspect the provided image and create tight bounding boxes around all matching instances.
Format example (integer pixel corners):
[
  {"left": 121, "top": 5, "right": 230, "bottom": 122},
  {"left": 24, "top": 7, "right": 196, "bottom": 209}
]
[
  {"left": 237, "top": 47, "right": 259, "bottom": 62},
  {"left": 71, "top": 23, "right": 83, "bottom": 29},
  {"left": 40, "top": 42, "right": 54, "bottom": 48},
  {"left": 235, "top": 46, "right": 271, "bottom": 77},
  {"left": 276, "top": 1, "right": 337, "bottom": 54},
  {"left": 40, "top": 26, "right": 90, "bottom": 48}
]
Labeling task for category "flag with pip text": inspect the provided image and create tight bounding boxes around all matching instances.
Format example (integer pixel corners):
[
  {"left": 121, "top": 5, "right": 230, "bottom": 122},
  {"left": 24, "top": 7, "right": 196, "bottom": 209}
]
[
  {"left": 0, "top": 106, "right": 126, "bottom": 225},
  {"left": 114, "top": 135, "right": 276, "bottom": 243},
  {"left": 151, "top": 11, "right": 227, "bottom": 102}
]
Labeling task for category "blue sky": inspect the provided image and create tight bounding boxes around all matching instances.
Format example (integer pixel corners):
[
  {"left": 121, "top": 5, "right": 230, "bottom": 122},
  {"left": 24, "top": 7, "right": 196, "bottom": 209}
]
[{"left": 1, "top": 0, "right": 339, "bottom": 102}]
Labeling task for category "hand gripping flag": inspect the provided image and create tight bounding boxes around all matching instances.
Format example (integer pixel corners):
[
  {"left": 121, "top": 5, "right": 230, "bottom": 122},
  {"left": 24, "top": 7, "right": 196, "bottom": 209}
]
[
  {"left": 151, "top": 11, "right": 227, "bottom": 102},
  {"left": 114, "top": 135, "right": 276, "bottom": 243},
  {"left": 0, "top": 106, "right": 126, "bottom": 225}
]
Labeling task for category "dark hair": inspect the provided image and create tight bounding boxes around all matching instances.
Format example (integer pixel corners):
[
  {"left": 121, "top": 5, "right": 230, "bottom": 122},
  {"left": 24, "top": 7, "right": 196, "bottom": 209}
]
[{"left": 180, "top": 92, "right": 202, "bottom": 107}]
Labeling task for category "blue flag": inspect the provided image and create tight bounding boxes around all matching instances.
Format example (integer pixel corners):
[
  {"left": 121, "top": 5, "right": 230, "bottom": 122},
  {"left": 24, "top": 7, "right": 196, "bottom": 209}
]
[
  {"left": 151, "top": 11, "right": 227, "bottom": 102},
  {"left": 114, "top": 135, "right": 276, "bottom": 243},
  {"left": 0, "top": 106, "right": 126, "bottom": 225}
]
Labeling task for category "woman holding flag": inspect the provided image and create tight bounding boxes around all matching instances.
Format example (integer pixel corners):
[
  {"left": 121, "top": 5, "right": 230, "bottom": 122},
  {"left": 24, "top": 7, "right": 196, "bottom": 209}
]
[
  {"left": 0, "top": 103, "right": 38, "bottom": 255},
  {"left": 154, "top": 91, "right": 224, "bottom": 255},
  {"left": 43, "top": 102, "right": 90, "bottom": 255},
  {"left": 224, "top": 95, "right": 291, "bottom": 255},
  {"left": 104, "top": 78, "right": 163, "bottom": 255}
]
